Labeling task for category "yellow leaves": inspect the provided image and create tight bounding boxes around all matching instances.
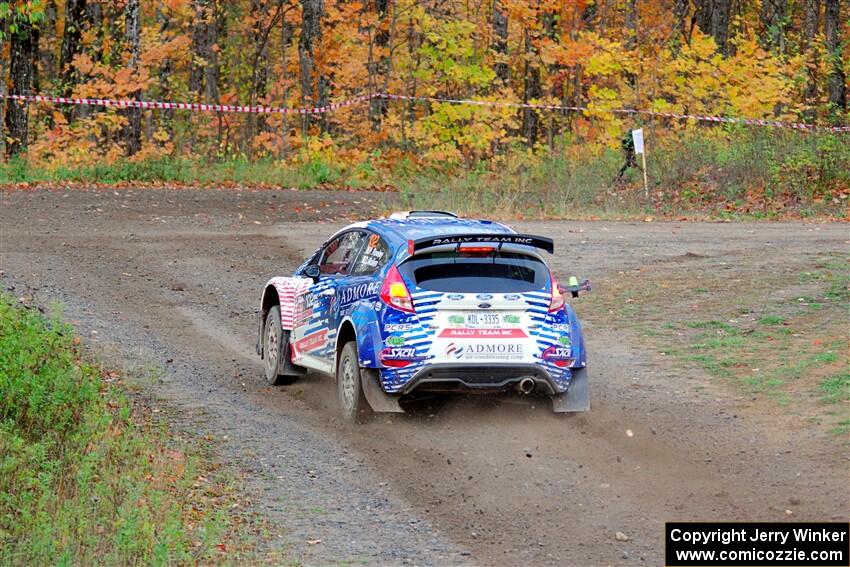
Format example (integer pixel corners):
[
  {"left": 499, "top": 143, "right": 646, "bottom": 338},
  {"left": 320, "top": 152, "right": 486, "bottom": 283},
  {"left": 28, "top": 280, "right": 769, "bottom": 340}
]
[
  {"left": 51, "top": 111, "right": 67, "bottom": 127},
  {"left": 649, "top": 98, "right": 672, "bottom": 113},
  {"left": 586, "top": 49, "right": 622, "bottom": 77},
  {"left": 582, "top": 33, "right": 624, "bottom": 77},
  {"left": 152, "top": 129, "right": 171, "bottom": 143},
  {"left": 686, "top": 31, "right": 721, "bottom": 62},
  {"left": 719, "top": 34, "right": 796, "bottom": 119}
]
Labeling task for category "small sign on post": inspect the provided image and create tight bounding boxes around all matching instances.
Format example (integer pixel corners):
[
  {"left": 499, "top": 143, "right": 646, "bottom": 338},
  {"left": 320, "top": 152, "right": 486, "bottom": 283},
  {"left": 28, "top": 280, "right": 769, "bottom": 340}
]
[
  {"left": 632, "top": 128, "right": 649, "bottom": 199},
  {"left": 632, "top": 128, "right": 644, "bottom": 154}
]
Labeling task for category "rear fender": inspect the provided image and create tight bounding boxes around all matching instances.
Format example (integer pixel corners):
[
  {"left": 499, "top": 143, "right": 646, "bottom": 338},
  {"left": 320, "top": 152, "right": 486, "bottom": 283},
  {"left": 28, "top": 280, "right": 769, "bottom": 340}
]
[
  {"left": 258, "top": 277, "right": 311, "bottom": 356},
  {"left": 339, "top": 305, "right": 383, "bottom": 368}
]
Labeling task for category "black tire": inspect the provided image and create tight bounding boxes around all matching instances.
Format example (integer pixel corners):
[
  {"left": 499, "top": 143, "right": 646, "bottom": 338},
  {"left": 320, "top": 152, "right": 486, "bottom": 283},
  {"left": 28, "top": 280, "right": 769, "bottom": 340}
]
[
  {"left": 263, "top": 306, "right": 297, "bottom": 386},
  {"left": 336, "top": 341, "right": 372, "bottom": 423}
]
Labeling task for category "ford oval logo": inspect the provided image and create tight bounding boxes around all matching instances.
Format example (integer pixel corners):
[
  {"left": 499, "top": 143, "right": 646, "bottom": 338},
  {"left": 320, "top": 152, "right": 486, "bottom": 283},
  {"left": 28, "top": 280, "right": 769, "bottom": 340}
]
[
  {"left": 476, "top": 294, "right": 493, "bottom": 301},
  {"left": 447, "top": 293, "right": 464, "bottom": 301},
  {"left": 504, "top": 294, "right": 521, "bottom": 301},
  {"left": 478, "top": 302, "right": 492, "bottom": 309}
]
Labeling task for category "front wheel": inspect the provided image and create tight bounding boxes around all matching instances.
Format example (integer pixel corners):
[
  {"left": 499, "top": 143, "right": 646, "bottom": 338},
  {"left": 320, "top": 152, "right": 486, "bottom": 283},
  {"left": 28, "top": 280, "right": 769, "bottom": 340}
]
[
  {"left": 336, "top": 341, "right": 372, "bottom": 423},
  {"left": 264, "top": 306, "right": 297, "bottom": 386}
]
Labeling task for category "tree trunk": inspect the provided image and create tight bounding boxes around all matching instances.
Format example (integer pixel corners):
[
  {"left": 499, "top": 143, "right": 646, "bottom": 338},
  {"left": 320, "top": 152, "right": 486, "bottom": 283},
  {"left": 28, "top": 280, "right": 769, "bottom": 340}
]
[
  {"left": 625, "top": 0, "right": 637, "bottom": 86},
  {"left": 299, "top": 0, "right": 324, "bottom": 134},
  {"left": 673, "top": 0, "right": 689, "bottom": 43},
  {"left": 824, "top": 0, "right": 847, "bottom": 117},
  {"left": 155, "top": 6, "right": 175, "bottom": 137},
  {"left": 368, "top": 0, "right": 390, "bottom": 131},
  {"left": 252, "top": 0, "right": 270, "bottom": 102},
  {"left": 695, "top": 0, "right": 732, "bottom": 55},
  {"left": 247, "top": 0, "right": 271, "bottom": 146},
  {"left": 279, "top": 16, "right": 294, "bottom": 157},
  {"left": 522, "top": 28, "right": 541, "bottom": 147},
  {"left": 5, "top": 19, "right": 39, "bottom": 157},
  {"left": 59, "top": 0, "right": 87, "bottom": 122},
  {"left": 41, "top": 1, "right": 57, "bottom": 85},
  {"left": 804, "top": 0, "right": 821, "bottom": 40},
  {"left": 542, "top": 8, "right": 559, "bottom": 149},
  {"left": 803, "top": 0, "right": 820, "bottom": 121},
  {"left": 124, "top": 0, "right": 142, "bottom": 156},
  {"left": 760, "top": 0, "right": 787, "bottom": 53},
  {"left": 189, "top": 0, "right": 221, "bottom": 103},
  {"left": 711, "top": 0, "right": 731, "bottom": 55},
  {"left": 492, "top": 0, "right": 509, "bottom": 84}
]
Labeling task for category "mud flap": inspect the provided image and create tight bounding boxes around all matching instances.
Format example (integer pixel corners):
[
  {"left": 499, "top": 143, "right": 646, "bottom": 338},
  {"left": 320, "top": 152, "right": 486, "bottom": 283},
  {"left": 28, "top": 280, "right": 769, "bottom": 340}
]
[
  {"left": 551, "top": 367, "right": 590, "bottom": 413},
  {"left": 361, "top": 369, "right": 404, "bottom": 413}
]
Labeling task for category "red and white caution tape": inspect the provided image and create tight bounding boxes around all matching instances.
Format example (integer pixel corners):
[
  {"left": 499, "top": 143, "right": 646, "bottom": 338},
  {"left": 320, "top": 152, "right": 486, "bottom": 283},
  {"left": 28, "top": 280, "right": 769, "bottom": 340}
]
[
  {"left": 0, "top": 92, "right": 375, "bottom": 114},
  {"left": 3, "top": 91, "right": 848, "bottom": 132},
  {"left": 377, "top": 93, "right": 850, "bottom": 133}
]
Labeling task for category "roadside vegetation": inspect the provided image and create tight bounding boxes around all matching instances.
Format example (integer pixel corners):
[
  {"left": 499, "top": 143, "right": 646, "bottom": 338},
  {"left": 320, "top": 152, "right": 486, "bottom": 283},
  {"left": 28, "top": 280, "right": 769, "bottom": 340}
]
[
  {"left": 3, "top": 0, "right": 849, "bottom": 220},
  {"left": 0, "top": 294, "right": 250, "bottom": 564},
  {"left": 583, "top": 251, "right": 850, "bottom": 438},
  {"left": 2, "top": 129, "right": 848, "bottom": 220}
]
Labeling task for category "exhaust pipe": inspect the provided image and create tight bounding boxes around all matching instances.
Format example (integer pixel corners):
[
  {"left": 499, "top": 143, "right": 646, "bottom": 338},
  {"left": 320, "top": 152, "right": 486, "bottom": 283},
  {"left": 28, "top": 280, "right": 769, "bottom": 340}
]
[{"left": 517, "top": 377, "right": 535, "bottom": 395}]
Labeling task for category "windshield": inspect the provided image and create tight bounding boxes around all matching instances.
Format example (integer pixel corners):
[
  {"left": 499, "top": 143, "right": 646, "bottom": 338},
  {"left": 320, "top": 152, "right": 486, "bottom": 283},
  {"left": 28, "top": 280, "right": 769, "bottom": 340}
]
[{"left": 399, "top": 251, "right": 548, "bottom": 293}]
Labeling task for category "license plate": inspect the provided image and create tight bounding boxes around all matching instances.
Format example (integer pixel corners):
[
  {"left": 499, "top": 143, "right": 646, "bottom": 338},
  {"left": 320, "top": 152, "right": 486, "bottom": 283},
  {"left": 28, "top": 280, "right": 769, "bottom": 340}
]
[{"left": 446, "top": 312, "right": 521, "bottom": 328}]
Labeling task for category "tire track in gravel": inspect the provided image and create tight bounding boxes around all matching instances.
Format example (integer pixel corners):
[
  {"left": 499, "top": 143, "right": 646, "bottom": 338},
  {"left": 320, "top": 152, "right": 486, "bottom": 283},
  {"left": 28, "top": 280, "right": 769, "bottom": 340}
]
[
  {"left": 2, "top": 188, "right": 847, "bottom": 566},
  {"left": 2, "top": 229, "right": 471, "bottom": 566}
]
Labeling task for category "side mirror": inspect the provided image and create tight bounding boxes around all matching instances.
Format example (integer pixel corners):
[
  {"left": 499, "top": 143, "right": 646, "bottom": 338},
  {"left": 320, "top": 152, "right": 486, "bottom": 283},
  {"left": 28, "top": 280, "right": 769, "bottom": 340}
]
[
  {"left": 303, "top": 264, "right": 321, "bottom": 282},
  {"left": 559, "top": 277, "right": 592, "bottom": 298}
]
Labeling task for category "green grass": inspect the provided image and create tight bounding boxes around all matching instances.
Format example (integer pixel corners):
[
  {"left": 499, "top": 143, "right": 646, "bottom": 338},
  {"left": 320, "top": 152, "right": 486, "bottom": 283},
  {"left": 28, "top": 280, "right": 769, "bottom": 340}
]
[
  {"left": 0, "top": 155, "right": 365, "bottom": 190},
  {"left": 829, "top": 418, "right": 850, "bottom": 437},
  {"left": 820, "top": 372, "right": 850, "bottom": 404},
  {"left": 0, "top": 295, "right": 232, "bottom": 565},
  {"left": 686, "top": 320, "right": 740, "bottom": 332},
  {"left": 398, "top": 128, "right": 850, "bottom": 218},
  {"left": 582, "top": 250, "right": 849, "bottom": 437},
  {"left": 2, "top": 128, "right": 848, "bottom": 219}
]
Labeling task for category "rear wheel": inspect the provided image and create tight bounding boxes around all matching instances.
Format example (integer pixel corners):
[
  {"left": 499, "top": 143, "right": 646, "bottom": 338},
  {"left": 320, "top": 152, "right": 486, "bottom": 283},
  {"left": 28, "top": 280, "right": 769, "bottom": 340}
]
[
  {"left": 337, "top": 341, "right": 372, "bottom": 423},
  {"left": 264, "top": 306, "right": 297, "bottom": 386}
]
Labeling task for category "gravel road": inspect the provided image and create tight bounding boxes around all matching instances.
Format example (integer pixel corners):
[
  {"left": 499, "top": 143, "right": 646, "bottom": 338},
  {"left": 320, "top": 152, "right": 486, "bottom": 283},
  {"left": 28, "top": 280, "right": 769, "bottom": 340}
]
[{"left": 1, "top": 187, "right": 847, "bottom": 566}]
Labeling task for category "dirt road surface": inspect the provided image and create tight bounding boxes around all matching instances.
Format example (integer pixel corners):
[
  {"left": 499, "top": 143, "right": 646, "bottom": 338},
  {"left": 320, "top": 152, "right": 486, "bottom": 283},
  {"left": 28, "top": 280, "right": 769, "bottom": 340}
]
[{"left": 2, "top": 188, "right": 847, "bottom": 566}]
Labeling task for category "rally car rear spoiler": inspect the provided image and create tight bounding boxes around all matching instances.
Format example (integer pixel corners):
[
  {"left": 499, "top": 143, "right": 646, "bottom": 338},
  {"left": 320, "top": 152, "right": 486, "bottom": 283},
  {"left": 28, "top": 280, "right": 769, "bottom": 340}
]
[{"left": 410, "top": 233, "right": 555, "bottom": 254}]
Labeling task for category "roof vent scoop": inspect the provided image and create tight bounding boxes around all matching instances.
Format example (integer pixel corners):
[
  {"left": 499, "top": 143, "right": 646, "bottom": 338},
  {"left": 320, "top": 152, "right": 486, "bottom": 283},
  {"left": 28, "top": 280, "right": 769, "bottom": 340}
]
[{"left": 389, "top": 210, "right": 458, "bottom": 220}]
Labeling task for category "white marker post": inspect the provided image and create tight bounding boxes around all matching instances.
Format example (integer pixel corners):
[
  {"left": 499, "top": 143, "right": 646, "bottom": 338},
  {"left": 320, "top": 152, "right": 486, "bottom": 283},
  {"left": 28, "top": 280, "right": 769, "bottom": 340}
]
[{"left": 632, "top": 128, "right": 648, "bottom": 199}]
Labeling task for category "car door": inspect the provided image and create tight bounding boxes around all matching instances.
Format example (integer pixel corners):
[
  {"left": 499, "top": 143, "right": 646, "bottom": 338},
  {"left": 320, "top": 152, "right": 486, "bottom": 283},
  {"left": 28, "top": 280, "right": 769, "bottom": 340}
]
[{"left": 291, "top": 230, "right": 367, "bottom": 373}]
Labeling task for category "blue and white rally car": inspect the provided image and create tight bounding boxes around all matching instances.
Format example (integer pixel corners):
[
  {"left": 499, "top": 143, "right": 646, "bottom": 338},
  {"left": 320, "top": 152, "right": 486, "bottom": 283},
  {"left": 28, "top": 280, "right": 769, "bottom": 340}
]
[{"left": 256, "top": 211, "right": 591, "bottom": 422}]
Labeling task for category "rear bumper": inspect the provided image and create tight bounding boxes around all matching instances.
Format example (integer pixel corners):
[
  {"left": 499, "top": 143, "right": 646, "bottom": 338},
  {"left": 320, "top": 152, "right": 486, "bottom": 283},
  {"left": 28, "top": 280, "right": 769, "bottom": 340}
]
[{"left": 399, "top": 363, "right": 563, "bottom": 395}]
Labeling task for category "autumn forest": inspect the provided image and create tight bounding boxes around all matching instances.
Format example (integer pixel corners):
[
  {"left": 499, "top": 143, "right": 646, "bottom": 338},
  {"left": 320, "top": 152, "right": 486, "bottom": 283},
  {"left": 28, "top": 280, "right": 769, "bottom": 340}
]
[{"left": 1, "top": 0, "right": 848, "bottom": 215}]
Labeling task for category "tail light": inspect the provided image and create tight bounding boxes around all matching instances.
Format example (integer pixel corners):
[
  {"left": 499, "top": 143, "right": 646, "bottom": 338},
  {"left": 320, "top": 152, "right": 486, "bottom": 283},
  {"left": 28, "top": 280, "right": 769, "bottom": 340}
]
[
  {"left": 548, "top": 270, "right": 565, "bottom": 312},
  {"left": 380, "top": 265, "right": 415, "bottom": 313},
  {"left": 458, "top": 246, "right": 495, "bottom": 256}
]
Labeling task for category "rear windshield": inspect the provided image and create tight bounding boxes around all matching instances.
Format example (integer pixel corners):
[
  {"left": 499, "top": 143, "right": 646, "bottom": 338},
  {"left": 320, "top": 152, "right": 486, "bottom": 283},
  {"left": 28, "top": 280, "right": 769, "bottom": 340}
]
[{"left": 399, "top": 251, "right": 548, "bottom": 293}]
